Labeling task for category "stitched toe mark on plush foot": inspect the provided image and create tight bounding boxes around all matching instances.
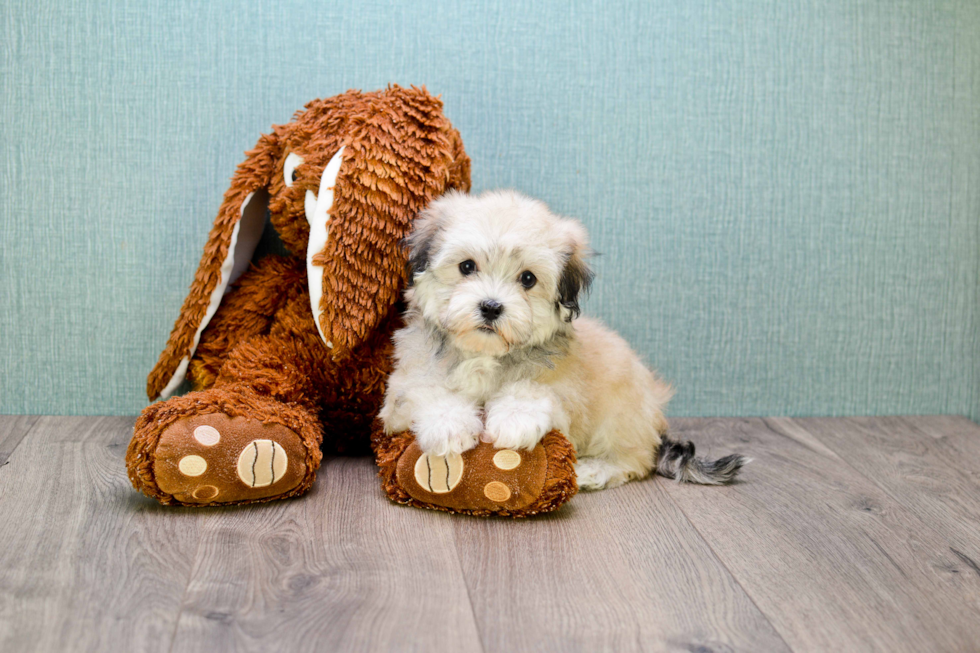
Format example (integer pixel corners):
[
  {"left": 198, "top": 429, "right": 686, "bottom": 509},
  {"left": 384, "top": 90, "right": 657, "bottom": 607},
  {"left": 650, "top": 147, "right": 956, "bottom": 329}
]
[
  {"left": 192, "top": 485, "right": 219, "bottom": 501},
  {"left": 396, "top": 440, "right": 549, "bottom": 512},
  {"left": 483, "top": 481, "right": 512, "bottom": 502},
  {"left": 492, "top": 449, "right": 521, "bottom": 470},
  {"left": 414, "top": 452, "right": 464, "bottom": 493},
  {"left": 193, "top": 425, "right": 221, "bottom": 446},
  {"left": 154, "top": 414, "right": 310, "bottom": 504},
  {"left": 237, "top": 440, "right": 288, "bottom": 488},
  {"left": 178, "top": 455, "right": 208, "bottom": 477}
]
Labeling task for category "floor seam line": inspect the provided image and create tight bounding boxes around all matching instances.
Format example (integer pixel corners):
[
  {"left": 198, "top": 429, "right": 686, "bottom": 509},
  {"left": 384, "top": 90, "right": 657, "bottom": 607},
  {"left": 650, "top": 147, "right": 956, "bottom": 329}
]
[
  {"left": 0, "top": 415, "right": 42, "bottom": 470},
  {"left": 766, "top": 416, "right": 980, "bottom": 557},
  {"left": 894, "top": 416, "right": 980, "bottom": 494},
  {"left": 166, "top": 515, "right": 208, "bottom": 653},
  {"left": 657, "top": 477, "right": 796, "bottom": 653},
  {"left": 451, "top": 523, "right": 489, "bottom": 653}
]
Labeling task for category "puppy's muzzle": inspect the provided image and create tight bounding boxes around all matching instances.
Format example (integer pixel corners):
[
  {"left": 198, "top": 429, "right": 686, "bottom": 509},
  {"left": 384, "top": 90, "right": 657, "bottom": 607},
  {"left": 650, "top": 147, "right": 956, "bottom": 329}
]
[{"left": 479, "top": 299, "right": 504, "bottom": 324}]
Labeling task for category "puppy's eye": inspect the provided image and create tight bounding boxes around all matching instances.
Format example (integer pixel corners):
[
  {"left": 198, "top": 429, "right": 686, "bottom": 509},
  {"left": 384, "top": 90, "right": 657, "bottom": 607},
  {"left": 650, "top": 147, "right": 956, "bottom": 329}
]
[
  {"left": 519, "top": 270, "right": 537, "bottom": 289},
  {"left": 459, "top": 259, "right": 477, "bottom": 276}
]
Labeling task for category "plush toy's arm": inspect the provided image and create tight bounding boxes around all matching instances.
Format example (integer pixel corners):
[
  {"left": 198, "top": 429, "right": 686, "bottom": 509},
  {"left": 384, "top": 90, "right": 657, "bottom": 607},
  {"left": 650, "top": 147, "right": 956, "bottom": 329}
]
[{"left": 188, "top": 255, "right": 305, "bottom": 389}]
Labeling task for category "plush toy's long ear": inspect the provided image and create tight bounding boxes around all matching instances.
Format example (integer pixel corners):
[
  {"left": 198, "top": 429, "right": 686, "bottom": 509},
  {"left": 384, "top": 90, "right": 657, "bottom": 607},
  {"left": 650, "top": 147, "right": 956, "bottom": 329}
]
[
  {"left": 147, "top": 132, "right": 279, "bottom": 401},
  {"left": 308, "top": 88, "right": 470, "bottom": 357}
]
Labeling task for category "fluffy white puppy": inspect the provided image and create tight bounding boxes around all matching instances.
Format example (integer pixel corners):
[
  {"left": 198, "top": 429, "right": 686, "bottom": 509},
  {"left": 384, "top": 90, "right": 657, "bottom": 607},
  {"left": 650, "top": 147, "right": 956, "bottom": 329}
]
[{"left": 380, "top": 190, "right": 745, "bottom": 490}]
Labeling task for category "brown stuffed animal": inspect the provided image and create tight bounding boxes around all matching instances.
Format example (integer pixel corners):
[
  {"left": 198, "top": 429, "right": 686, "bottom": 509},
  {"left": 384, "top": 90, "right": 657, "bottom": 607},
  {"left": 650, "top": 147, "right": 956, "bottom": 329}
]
[{"left": 126, "top": 86, "right": 578, "bottom": 515}]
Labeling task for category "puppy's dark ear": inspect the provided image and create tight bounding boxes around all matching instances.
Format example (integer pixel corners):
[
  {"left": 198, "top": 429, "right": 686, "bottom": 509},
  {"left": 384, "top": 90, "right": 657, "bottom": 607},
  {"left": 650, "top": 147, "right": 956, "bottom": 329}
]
[
  {"left": 557, "top": 219, "right": 594, "bottom": 321},
  {"left": 404, "top": 232, "right": 433, "bottom": 284},
  {"left": 404, "top": 197, "right": 446, "bottom": 285}
]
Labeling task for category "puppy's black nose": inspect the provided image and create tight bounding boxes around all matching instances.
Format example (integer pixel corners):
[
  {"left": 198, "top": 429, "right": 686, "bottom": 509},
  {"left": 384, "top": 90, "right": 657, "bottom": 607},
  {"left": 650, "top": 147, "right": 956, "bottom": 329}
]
[{"left": 479, "top": 299, "right": 504, "bottom": 323}]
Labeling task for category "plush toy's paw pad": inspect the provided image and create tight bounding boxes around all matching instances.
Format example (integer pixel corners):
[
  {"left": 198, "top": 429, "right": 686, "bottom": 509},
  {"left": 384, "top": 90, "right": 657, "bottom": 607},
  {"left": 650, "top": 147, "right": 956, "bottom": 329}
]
[
  {"left": 154, "top": 415, "right": 310, "bottom": 505},
  {"left": 236, "top": 439, "right": 289, "bottom": 487},
  {"left": 492, "top": 448, "right": 522, "bottom": 470},
  {"left": 396, "top": 441, "right": 547, "bottom": 512},
  {"left": 414, "top": 451, "right": 465, "bottom": 493}
]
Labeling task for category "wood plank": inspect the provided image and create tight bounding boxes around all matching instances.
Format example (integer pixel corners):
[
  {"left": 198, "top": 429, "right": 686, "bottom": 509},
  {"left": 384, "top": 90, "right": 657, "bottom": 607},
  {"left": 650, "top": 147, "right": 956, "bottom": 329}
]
[
  {"left": 4, "top": 414, "right": 978, "bottom": 652},
  {"left": 770, "top": 416, "right": 980, "bottom": 580},
  {"left": 898, "top": 415, "right": 980, "bottom": 481},
  {"left": 0, "top": 414, "right": 39, "bottom": 466},
  {"left": 452, "top": 477, "right": 790, "bottom": 652},
  {"left": 169, "top": 456, "right": 483, "bottom": 653},
  {"left": 897, "top": 414, "right": 980, "bottom": 440},
  {"left": 663, "top": 417, "right": 980, "bottom": 653},
  {"left": 0, "top": 416, "right": 203, "bottom": 653}
]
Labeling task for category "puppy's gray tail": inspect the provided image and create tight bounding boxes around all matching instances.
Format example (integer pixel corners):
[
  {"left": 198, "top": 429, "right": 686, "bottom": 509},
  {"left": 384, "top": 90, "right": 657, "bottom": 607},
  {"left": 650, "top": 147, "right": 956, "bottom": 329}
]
[{"left": 655, "top": 435, "right": 747, "bottom": 485}]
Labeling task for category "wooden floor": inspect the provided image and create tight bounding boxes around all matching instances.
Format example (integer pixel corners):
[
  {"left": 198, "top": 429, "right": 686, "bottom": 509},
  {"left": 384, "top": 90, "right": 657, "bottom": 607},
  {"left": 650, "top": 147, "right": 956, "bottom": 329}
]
[{"left": 1, "top": 416, "right": 979, "bottom": 652}]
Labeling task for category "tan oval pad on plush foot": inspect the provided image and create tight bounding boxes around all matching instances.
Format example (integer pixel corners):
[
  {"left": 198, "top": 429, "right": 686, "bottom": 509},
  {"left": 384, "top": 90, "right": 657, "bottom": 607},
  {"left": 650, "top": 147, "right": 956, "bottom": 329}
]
[
  {"left": 395, "top": 441, "right": 548, "bottom": 512},
  {"left": 154, "top": 414, "right": 310, "bottom": 504}
]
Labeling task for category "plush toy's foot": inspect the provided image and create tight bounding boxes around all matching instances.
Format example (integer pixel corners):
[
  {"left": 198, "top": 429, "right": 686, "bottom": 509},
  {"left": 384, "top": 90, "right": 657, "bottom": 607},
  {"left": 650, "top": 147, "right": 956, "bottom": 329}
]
[
  {"left": 127, "top": 389, "right": 323, "bottom": 506},
  {"left": 150, "top": 414, "right": 311, "bottom": 504},
  {"left": 373, "top": 426, "right": 578, "bottom": 517}
]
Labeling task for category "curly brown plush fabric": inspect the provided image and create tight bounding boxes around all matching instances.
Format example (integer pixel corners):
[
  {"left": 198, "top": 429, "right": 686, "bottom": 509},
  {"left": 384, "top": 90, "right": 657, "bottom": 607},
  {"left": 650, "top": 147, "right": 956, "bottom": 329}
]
[
  {"left": 372, "top": 425, "right": 579, "bottom": 518},
  {"left": 128, "top": 87, "right": 471, "bottom": 506},
  {"left": 145, "top": 87, "right": 469, "bottom": 400},
  {"left": 128, "top": 387, "right": 323, "bottom": 506},
  {"left": 127, "top": 85, "right": 579, "bottom": 515}
]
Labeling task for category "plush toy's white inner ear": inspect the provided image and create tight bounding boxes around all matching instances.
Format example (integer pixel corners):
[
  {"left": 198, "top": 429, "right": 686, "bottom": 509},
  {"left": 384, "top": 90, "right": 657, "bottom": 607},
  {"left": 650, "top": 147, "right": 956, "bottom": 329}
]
[
  {"left": 306, "top": 146, "right": 345, "bottom": 350},
  {"left": 228, "top": 187, "right": 269, "bottom": 288},
  {"left": 157, "top": 187, "right": 269, "bottom": 400}
]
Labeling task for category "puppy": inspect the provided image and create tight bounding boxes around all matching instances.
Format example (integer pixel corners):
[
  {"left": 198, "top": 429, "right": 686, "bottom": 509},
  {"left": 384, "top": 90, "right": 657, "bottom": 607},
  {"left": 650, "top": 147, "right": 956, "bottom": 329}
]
[{"left": 380, "top": 190, "right": 745, "bottom": 490}]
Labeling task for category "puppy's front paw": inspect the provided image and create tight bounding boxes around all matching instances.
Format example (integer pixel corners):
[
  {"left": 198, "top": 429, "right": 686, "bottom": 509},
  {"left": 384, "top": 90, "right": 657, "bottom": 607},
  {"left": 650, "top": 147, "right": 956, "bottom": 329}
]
[
  {"left": 575, "top": 457, "right": 635, "bottom": 490},
  {"left": 413, "top": 396, "right": 483, "bottom": 456},
  {"left": 379, "top": 395, "right": 412, "bottom": 434},
  {"left": 485, "top": 395, "right": 552, "bottom": 451},
  {"left": 575, "top": 457, "right": 616, "bottom": 491}
]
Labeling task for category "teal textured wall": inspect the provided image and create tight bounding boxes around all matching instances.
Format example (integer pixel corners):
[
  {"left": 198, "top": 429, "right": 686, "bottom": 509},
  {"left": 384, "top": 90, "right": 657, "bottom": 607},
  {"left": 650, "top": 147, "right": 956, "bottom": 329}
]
[{"left": 2, "top": 0, "right": 978, "bottom": 419}]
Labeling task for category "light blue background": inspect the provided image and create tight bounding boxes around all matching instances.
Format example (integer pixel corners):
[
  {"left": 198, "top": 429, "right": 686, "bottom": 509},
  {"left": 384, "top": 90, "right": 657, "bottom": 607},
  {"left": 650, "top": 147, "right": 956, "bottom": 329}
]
[{"left": 2, "top": 1, "right": 978, "bottom": 419}]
